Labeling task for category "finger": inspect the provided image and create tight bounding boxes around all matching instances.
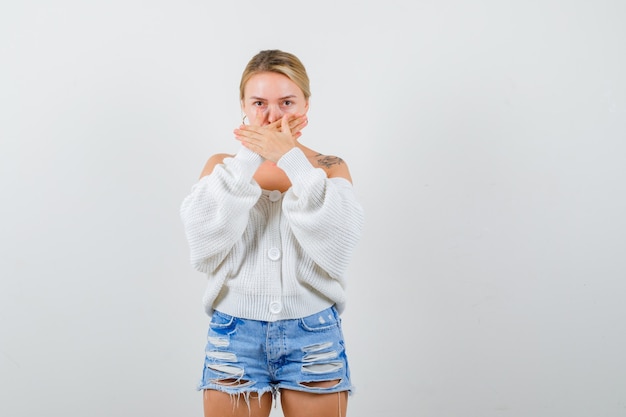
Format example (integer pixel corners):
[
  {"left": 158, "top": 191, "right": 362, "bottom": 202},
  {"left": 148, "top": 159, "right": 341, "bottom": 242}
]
[
  {"left": 280, "top": 114, "right": 292, "bottom": 136},
  {"left": 286, "top": 113, "right": 301, "bottom": 130},
  {"left": 286, "top": 116, "right": 305, "bottom": 138},
  {"left": 234, "top": 127, "right": 263, "bottom": 143},
  {"left": 290, "top": 114, "right": 307, "bottom": 133},
  {"left": 234, "top": 122, "right": 265, "bottom": 144},
  {"left": 253, "top": 107, "right": 265, "bottom": 126},
  {"left": 267, "top": 114, "right": 289, "bottom": 130},
  {"left": 267, "top": 113, "right": 301, "bottom": 131}
]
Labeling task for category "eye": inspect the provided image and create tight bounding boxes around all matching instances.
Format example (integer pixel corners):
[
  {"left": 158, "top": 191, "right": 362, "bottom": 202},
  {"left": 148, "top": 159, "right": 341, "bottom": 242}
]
[
  {"left": 282, "top": 100, "right": 293, "bottom": 106},
  {"left": 253, "top": 101, "right": 264, "bottom": 107}
]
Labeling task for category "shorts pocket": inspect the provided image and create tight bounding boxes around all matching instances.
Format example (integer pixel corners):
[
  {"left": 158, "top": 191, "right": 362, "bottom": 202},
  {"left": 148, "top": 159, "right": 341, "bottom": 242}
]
[
  {"left": 209, "top": 310, "right": 238, "bottom": 333},
  {"left": 299, "top": 308, "right": 341, "bottom": 332}
]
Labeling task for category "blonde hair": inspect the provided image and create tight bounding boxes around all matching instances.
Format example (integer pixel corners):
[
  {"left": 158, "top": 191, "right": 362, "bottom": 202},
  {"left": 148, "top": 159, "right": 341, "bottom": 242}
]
[{"left": 239, "top": 50, "right": 311, "bottom": 100}]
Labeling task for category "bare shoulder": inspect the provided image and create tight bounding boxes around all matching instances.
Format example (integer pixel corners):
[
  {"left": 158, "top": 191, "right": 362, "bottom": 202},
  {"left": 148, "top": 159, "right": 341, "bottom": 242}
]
[
  {"left": 309, "top": 152, "right": 353, "bottom": 183},
  {"left": 199, "top": 153, "right": 234, "bottom": 178}
]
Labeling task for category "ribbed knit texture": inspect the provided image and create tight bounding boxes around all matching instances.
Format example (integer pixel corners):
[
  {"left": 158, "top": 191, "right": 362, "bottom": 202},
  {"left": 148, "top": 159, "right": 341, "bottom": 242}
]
[{"left": 180, "top": 146, "right": 365, "bottom": 321}]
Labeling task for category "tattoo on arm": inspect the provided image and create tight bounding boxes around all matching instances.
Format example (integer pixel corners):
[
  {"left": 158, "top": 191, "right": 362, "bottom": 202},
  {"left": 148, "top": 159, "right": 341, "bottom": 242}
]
[{"left": 316, "top": 154, "right": 344, "bottom": 168}]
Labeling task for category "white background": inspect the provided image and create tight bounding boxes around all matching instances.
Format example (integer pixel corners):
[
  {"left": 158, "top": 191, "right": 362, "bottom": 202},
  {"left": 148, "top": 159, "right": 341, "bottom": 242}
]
[{"left": 2, "top": 1, "right": 625, "bottom": 416}]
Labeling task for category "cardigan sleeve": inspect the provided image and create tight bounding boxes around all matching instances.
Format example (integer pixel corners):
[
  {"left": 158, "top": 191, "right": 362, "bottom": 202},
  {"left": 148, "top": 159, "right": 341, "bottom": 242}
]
[
  {"left": 277, "top": 147, "right": 365, "bottom": 281},
  {"left": 180, "top": 147, "right": 263, "bottom": 273}
]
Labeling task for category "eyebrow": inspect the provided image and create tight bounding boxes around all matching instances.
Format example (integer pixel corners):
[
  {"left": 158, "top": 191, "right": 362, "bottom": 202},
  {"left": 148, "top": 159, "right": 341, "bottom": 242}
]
[{"left": 249, "top": 95, "right": 297, "bottom": 101}]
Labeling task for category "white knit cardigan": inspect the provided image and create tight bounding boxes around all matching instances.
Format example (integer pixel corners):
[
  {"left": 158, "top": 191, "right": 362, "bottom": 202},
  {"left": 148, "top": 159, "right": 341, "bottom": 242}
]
[{"left": 180, "top": 146, "right": 365, "bottom": 321}]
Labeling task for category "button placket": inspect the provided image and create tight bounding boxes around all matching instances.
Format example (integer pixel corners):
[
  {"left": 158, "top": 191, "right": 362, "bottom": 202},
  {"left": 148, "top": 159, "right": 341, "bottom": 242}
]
[{"left": 265, "top": 189, "right": 283, "bottom": 316}]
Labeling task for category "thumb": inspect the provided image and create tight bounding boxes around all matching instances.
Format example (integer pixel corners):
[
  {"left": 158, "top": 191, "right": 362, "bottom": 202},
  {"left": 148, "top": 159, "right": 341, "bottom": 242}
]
[
  {"left": 254, "top": 107, "right": 265, "bottom": 126},
  {"left": 281, "top": 114, "right": 292, "bottom": 135}
]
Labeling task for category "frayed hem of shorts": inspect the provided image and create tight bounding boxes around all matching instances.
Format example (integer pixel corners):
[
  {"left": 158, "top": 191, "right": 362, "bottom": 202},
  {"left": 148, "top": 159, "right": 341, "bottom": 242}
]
[
  {"left": 197, "top": 384, "right": 277, "bottom": 408},
  {"left": 266, "top": 385, "right": 354, "bottom": 397}
]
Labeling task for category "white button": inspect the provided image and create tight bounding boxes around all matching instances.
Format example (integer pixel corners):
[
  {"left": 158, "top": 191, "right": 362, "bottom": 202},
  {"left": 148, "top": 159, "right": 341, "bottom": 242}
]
[
  {"left": 268, "top": 247, "right": 281, "bottom": 261},
  {"left": 268, "top": 190, "right": 282, "bottom": 202},
  {"left": 269, "top": 301, "right": 282, "bottom": 314}
]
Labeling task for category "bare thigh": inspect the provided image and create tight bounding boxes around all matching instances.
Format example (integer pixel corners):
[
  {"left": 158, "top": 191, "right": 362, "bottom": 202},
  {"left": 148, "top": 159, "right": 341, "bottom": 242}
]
[
  {"left": 281, "top": 389, "right": 348, "bottom": 417},
  {"left": 203, "top": 389, "right": 272, "bottom": 417}
]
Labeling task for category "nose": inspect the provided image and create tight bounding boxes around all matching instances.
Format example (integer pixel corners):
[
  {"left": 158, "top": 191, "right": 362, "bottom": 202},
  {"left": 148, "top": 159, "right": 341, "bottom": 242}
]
[{"left": 266, "top": 105, "right": 284, "bottom": 123}]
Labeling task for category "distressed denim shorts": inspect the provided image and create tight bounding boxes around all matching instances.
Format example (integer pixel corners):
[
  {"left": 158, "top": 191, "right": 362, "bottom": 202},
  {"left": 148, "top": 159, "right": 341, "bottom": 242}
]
[{"left": 197, "top": 306, "right": 352, "bottom": 397}]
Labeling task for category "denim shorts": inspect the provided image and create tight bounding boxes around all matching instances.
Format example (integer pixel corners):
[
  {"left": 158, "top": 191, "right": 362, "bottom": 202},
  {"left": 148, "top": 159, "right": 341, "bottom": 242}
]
[{"left": 197, "top": 306, "right": 352, "bottom": 397}]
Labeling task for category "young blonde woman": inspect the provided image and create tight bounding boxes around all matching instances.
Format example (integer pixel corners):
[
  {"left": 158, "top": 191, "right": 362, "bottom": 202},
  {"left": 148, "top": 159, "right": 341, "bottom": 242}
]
[{"left": 180, "top": 49, "right": 364, "bottom": 417}]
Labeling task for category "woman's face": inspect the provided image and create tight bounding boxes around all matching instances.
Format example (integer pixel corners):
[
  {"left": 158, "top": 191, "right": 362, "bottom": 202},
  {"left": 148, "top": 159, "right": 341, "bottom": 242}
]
[{"left": 241, "top": 71, "right": 309, "bottom": 126}]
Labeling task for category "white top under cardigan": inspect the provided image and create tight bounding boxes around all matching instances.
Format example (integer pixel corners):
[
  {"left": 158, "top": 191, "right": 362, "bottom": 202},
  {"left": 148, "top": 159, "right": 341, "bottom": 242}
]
[{"left": 180, "top": 146, "right": 365, "bottom": 321}]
